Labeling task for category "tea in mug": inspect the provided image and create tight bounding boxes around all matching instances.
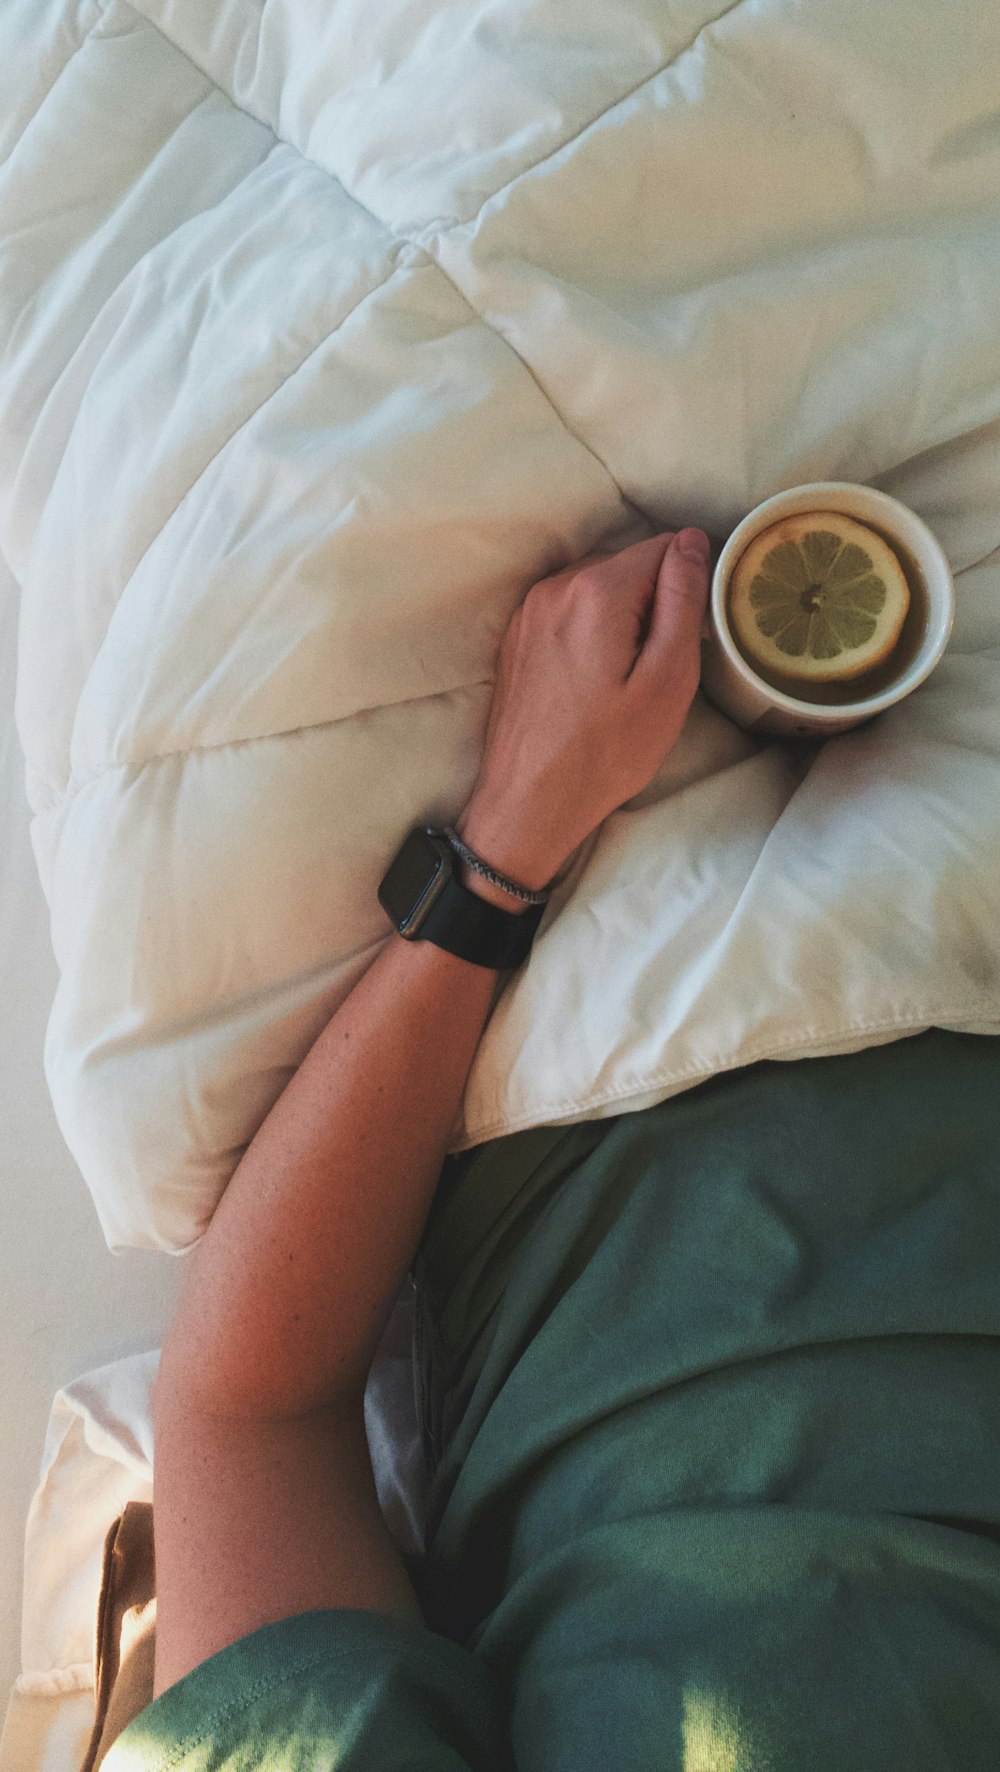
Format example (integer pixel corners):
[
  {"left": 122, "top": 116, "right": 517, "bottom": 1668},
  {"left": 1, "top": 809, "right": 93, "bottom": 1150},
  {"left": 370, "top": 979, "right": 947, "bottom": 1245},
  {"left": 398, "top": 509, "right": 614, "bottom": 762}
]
[{"left": 727, "top": 511, "right": 929, "bottom": 707}]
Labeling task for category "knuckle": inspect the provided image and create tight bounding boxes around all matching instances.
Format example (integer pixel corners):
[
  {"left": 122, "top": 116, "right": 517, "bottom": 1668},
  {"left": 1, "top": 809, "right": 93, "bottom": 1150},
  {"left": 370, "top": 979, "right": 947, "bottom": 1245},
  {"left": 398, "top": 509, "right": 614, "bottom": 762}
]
[
  {"left": 572, "top": 564, "right": 607, "bottom": 599},
  {"left": 662, "top": 557, "right": 710, "bottom": 604}
]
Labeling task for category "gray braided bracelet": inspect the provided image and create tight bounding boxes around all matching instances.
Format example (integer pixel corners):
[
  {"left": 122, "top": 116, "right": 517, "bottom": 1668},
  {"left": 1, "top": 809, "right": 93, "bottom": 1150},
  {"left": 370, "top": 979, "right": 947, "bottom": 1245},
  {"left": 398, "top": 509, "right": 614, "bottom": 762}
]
[{"left": 442, "top": 826, "right": 552, "bottom": 906}]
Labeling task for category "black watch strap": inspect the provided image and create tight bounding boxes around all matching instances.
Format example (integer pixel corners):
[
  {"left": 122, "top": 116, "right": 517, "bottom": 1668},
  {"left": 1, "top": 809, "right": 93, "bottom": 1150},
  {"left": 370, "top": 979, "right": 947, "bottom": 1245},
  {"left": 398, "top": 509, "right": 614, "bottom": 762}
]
[{"left": 417, "top": 873, "right": 545, "bottom": 970}]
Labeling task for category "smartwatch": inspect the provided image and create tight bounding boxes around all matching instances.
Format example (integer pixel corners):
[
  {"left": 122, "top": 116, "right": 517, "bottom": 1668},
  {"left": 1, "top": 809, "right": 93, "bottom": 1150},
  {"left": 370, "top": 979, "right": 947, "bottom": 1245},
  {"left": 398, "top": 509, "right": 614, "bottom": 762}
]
[{"left": 377, "top": 827, "right": 544, "bottom": 971}]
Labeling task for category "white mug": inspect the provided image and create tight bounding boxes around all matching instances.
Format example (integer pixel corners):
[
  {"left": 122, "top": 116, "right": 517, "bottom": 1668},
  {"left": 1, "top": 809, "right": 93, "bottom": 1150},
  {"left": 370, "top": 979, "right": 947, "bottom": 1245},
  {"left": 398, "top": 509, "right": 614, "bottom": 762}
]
[{"left": 700, "top": 482, "right": 955, "bottom": 738}]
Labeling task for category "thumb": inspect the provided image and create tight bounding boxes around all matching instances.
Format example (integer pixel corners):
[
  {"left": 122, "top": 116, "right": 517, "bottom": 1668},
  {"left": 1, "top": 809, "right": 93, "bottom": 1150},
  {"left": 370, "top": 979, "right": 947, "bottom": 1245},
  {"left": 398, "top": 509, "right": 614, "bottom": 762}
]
[{"left": 635, "top": 527, "right": 711, "bottom": 683}]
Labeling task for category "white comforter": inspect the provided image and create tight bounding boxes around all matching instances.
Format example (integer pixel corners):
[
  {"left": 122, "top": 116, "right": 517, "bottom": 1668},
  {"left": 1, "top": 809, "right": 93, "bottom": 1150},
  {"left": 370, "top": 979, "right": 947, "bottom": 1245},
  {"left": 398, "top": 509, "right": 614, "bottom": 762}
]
[{"left": 1, "top": 0, "right": 998, "bottom": 1252}]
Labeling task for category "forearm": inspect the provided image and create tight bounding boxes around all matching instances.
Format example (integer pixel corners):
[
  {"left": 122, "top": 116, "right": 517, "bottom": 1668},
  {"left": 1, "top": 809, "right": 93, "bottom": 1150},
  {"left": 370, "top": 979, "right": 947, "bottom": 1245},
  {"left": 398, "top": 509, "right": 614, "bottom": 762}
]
[
  {"left": 148, "top": 532, "right": 710, "bottom": 1687},
  {"left": 154, "top": 525, "right": 710, "bottom": 1429},
  {"left": 157, "top": 892, "right": 511, "bottom": 1421}
]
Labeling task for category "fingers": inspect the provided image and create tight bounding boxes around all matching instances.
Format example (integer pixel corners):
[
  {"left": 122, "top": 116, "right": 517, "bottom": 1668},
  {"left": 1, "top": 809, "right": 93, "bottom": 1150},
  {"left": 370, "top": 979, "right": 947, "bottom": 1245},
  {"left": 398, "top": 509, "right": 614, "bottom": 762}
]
[
  {"left": 590, "top": 532, "right": 675, "bottom": 589},
  {"left": 633, "top": 528, "right": 711, "bottom": 685},
  {"left": 663, "top": 527, "right": 711, "bottom": 599},
  {"left": 536, "top": 533, "right": 674, "bottom": 596}
]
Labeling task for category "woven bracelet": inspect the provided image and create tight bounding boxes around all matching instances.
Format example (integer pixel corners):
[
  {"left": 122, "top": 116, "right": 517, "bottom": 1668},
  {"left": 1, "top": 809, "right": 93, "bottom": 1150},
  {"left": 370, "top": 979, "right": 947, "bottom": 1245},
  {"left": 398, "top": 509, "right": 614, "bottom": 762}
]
[{"left": 442, "top": 826, "right": 552, "bottom": 905}]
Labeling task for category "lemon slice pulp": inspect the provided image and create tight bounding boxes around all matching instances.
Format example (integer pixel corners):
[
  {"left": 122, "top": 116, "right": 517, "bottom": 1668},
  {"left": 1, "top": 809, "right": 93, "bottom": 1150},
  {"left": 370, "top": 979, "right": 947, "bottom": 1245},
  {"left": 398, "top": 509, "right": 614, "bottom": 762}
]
[{"left": 728, "top": 511, "right": 910, "bottom": 683}]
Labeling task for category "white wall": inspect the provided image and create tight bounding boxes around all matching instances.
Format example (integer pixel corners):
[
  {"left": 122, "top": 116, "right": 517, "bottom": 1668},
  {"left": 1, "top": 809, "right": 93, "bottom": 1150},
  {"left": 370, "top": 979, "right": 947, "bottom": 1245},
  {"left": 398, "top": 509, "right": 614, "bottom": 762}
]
[{"left": 0, "top": 559, "right": 181, "bottom": 1698}]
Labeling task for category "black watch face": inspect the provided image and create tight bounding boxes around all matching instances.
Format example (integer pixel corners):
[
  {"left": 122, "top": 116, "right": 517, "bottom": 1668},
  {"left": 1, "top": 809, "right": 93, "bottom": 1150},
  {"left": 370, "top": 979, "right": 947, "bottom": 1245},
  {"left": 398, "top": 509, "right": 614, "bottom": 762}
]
[{"left": 378, "top": 828, "right": 451, "bottom": 934}]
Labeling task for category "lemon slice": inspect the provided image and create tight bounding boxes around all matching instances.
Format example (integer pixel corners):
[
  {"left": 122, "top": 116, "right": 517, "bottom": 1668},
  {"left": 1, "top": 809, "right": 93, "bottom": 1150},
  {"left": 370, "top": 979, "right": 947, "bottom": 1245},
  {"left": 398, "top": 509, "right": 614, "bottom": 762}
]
[{"left": 729, "top": 511, "right": 910, "bottom": 683}]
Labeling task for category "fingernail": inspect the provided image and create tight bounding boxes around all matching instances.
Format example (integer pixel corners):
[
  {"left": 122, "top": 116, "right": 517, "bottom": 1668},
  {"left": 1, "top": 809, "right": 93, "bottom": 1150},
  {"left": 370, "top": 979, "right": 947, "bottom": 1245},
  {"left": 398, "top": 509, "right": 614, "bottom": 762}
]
[{"left": 676, "top": 528, "right": 710, "bottom": 564}]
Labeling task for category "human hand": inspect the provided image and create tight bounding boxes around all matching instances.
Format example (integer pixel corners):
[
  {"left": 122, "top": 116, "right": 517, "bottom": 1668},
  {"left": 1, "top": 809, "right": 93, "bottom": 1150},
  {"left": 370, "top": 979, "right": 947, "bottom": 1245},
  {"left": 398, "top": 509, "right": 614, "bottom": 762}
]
[{"left": 454, "top": 528, "right": 711, "bottom": 892}]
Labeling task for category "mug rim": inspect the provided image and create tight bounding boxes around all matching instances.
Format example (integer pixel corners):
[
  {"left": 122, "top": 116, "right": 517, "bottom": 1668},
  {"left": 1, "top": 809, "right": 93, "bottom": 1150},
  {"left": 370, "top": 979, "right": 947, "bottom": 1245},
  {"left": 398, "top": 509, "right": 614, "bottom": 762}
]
[{"left": 710, "top": 481, "right": 955, "bottom": 721}]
